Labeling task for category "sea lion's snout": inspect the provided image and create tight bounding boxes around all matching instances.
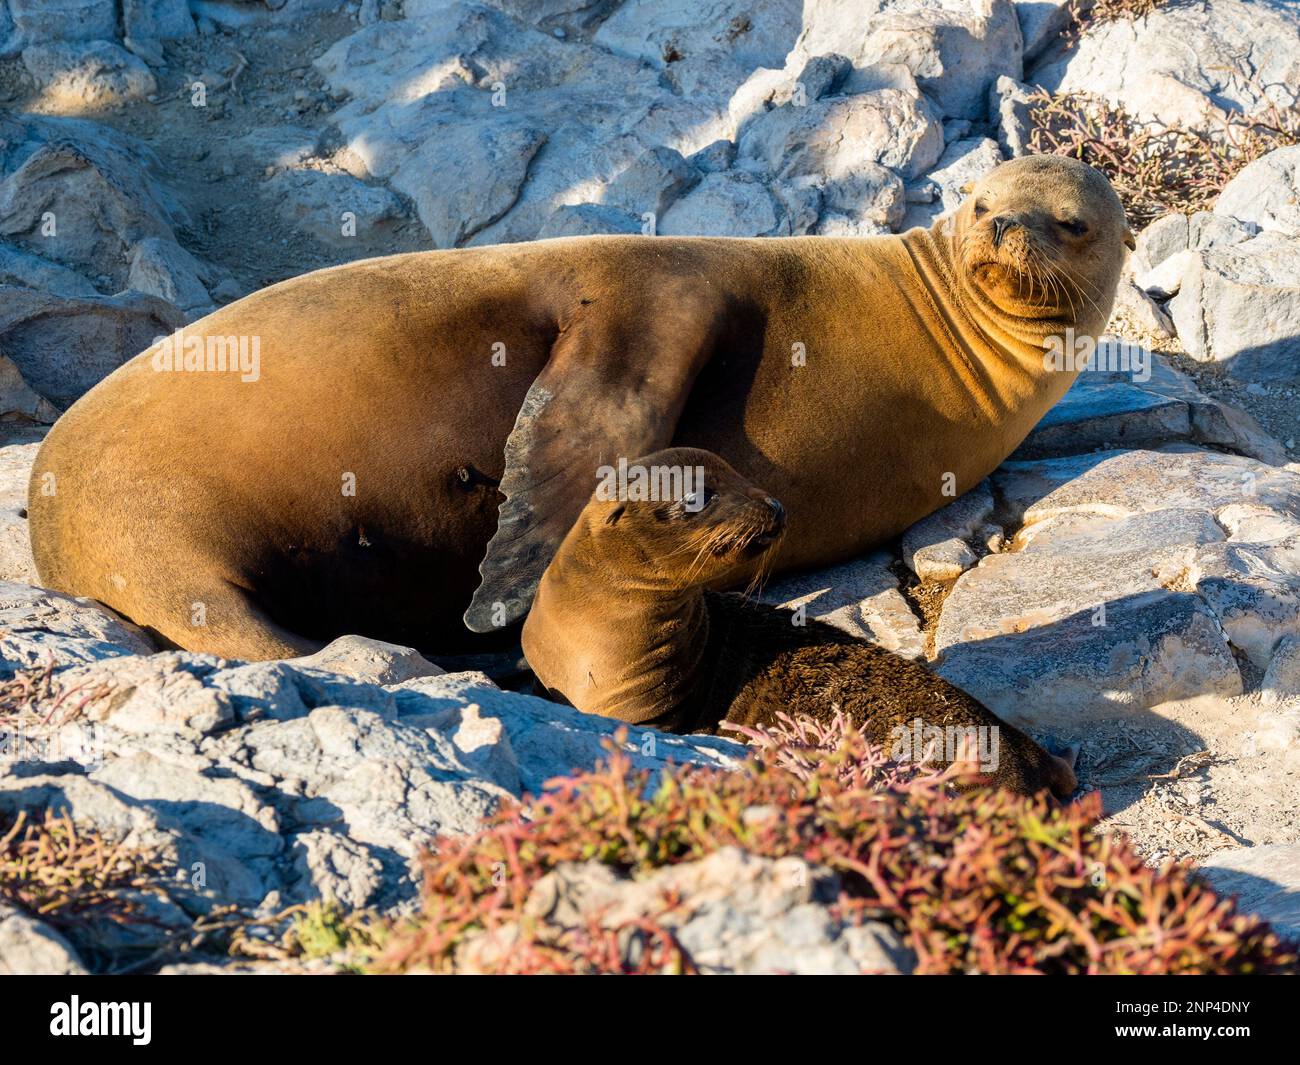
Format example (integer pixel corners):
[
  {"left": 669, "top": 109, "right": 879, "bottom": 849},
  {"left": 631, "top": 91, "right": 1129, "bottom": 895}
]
[
  {"left": 990, "top": 215, "right": 1017, "bottom": 248},
  {"left": 753, "top": 496, "right": 786, "bottom": 542},
  {"left": 971, "top": 208, "right": 1037, "bottom": 265},
  {"left": 733, "top": 493, "right": 786, "bottom": 559}
]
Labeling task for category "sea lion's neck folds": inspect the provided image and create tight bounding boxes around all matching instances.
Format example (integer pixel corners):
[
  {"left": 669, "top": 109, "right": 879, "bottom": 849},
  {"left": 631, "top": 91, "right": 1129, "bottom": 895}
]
[{"left": 903, "top": 225, "right": 1064, "bottom": 368}]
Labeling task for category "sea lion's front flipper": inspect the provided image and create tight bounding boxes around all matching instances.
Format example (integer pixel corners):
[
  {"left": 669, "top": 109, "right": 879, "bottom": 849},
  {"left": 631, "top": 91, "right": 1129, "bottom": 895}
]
[{"left": 464, "top": 296, "right": 720, "bottom": 632}]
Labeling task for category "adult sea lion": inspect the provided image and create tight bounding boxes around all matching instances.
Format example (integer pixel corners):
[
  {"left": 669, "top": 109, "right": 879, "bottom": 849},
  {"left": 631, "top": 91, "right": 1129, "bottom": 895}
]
[
  {"left": 522, "top": 447, "right": 1077, "bottom": 799},
  {"left": 28, "top": 155, "right": 1131, "bottom": 660}
]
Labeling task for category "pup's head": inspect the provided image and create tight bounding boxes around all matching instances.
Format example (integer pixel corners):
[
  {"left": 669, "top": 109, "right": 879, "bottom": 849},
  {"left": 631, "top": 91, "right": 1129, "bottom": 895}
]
[{"left": 576, "top": 447, "right": 786, "bottom": 592}]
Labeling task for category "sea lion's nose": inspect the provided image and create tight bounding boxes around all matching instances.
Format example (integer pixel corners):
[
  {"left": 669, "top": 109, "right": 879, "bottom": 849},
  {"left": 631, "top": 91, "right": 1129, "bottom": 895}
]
[
  {"left": 765, "top": 496, "right": 786, "bottom": 531},
  {"left": 991, "top": 216, "right": 1013, "bottom": 247}
]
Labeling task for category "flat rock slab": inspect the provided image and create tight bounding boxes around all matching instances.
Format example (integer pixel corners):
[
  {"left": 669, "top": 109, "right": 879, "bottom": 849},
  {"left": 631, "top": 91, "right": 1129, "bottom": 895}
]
[
  {"left": 1199, "top": 844, "right": 1300, "bottom": 942},
  {"left": 931, "top": 447, "right": 1300, "bottom": 730},
  {"left": 1014, "top": 352, "right": 1287, "bottom": 465},
  {"left": 1018, "top": 373, "right": 1191, "bottom": 457},
  {"left": 996, "top": 446, "right": 1300, "bottom": 527},
  {"left": 762, "top": 549, "right": 925, "bottom": 660},
  {"left": 938, "top": 508, "right": 1225, "bottom": 643},
  {"left": 937, "top": 600, "right": 1241, "bottom": 735}
]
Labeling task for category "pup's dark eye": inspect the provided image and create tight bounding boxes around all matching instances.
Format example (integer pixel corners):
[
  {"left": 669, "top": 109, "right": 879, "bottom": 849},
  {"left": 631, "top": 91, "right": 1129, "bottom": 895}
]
[
  {"left": 973, "top": 201, "right": 989, "bottom": 219},
  {"left": 680, "top": 487, "right": 715, "bottom": 513},
  {"left": 1058, "top": 218, "right": 1088, "bottom": 236}
]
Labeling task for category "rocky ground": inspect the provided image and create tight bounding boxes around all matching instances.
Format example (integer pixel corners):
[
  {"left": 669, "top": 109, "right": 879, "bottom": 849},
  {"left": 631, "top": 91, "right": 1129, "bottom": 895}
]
[{"left": 2, "top": 0, "right": 1300, "bottom": 973}]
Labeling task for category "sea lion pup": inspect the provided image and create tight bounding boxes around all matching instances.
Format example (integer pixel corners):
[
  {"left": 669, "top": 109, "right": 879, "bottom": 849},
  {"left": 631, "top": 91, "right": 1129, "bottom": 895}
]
[
  {"left": 522, "top": 448, "right": 1077, "bottom": 800},
  {"left": 29, "top": 155, "right": 1131, "bottom": 659}
]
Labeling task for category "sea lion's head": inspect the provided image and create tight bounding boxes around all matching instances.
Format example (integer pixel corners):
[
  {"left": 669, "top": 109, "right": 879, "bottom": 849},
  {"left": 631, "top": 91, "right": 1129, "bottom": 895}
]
[
  {"left": 575, "top": 447, "right": 786, "bottom": 593},
  {"left": 523, "top": 447, "right": 785, "bottom": 722},
  {"left": 952, "top": 155, "right": 1133, "bottom": 332}
]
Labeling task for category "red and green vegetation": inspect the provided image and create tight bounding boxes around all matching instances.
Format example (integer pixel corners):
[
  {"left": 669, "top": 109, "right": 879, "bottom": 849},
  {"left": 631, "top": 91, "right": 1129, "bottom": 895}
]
[
  {"left": 378, "top": 720, "right": 1297, "bottom": 975},
  {"left": 1028, "top": 90, "right": 1300, "bottom": 227},
  {"left": 0, "top": 808, "right": 175, "bottom": 945},
  {"left": 1027, "top": 0, "right": 1300, "bottom": 226}
]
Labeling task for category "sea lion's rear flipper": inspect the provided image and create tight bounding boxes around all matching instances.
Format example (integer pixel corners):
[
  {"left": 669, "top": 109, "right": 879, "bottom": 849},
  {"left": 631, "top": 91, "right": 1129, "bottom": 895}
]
[
  {"left": 1047, "top": 743, "right": 1081, "bottom": 800},
  {"left": 464, "top": 298, "right": 719, "bottom": 633}
]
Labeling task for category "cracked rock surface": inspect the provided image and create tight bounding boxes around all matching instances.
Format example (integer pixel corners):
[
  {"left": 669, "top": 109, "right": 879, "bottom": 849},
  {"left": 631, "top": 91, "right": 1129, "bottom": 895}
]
[{"left": 0, "top": 647, "right": 741, "bottom": 970}]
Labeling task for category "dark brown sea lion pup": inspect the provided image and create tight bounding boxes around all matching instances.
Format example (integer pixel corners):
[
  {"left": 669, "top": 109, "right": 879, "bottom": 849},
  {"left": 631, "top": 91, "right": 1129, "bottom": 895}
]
[
  {"left": 522, "top": 448, "right": 1078, "bottom": 800},
  {"left": 28, "top": 155, "right": 1132, "bottom": 659}
]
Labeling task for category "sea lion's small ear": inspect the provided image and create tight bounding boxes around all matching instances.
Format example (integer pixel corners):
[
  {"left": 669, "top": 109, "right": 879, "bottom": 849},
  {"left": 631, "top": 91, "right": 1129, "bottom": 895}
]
[
  {"left": 605, "top": 505, "right": 625, "bottom": 526},
  {"left": 1123, "top": 229, "right": 1136, "bottom": 251}
]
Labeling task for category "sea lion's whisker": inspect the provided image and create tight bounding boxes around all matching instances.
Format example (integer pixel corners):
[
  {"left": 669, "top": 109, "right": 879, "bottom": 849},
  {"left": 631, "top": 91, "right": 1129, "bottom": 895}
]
[
  {"left": 741, "top": 530, "right": 784, "bottom": 601},
  {"left": 671, "top": 526, "right": 720, "bottom": 557},
  {"left": 1053, "top": 254, "right": 1107, "bottom": 299},
  {"left": 1058, "top": 265, "right": 1107, "bottom": 309},
  {"left": 682, "top": 539, "right": 715, "bottom": 584},
  {"left": 1052, "top": 258, "right": 1108, "bottom": 321},
  {"left": 1044, "top": 244, "right": 1108, "bottom": 305},
  {"left": 683, "top": 523, "right": 734, "bottom": 583},
  {"left": 1035, "top": 256, "right": 1073, "bottom": 319}
]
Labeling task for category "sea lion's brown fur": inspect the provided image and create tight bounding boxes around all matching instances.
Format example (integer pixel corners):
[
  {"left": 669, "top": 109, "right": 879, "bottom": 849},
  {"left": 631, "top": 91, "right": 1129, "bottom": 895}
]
[
  {"left": 28, "top": 156, "right": 1131, "bottom": 659},
  {"left": 523, "top": 447, "right": 1077, "bottom": 800}
]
